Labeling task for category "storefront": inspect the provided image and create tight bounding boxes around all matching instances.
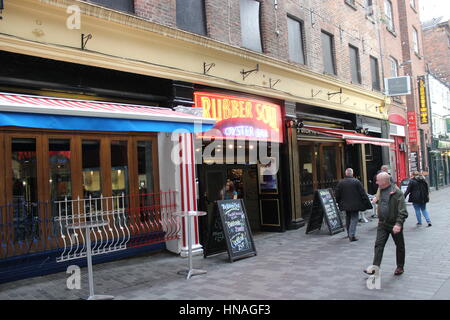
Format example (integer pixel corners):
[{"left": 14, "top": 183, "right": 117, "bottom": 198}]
[
  {"left": 388, "top": 113, "right": 408, "bottom": 185},
  {"left": 286, "top": 104, "right": 393, "bottom": 221},
  {"left": 0, "top": 92, "right": 215, "bottom": 283},
  {"left": 193, "top": 90, "right": 287, "bottom": 238}
]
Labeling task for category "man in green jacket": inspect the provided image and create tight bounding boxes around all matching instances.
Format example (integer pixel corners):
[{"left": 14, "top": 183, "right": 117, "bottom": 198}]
[{"left": 365, "top": 172, "right": 408, "bottom": 276}]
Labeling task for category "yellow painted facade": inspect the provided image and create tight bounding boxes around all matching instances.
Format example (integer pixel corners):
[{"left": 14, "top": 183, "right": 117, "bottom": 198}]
[{"left": 0, "top": 0, "right": 389, "bottom": 119}]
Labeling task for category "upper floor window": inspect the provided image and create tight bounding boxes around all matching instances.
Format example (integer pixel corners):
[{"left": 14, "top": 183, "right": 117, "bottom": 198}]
[
  {"left": 370, "top": 56, "right": 381, "bottom": 91},
  {"left": 412, "top": 27, "right": 420, "bottom": 54},
  {"left": 365, "top": 0, "right": 374, "bottom": 16},
  {"left": 321, "top": 31, "right": 336, "bottom": 75},
  {"left": 349, "top": 45, "right": 361, "bottom": 84},
  {"left": 389, "top": 57, "right": 399, "bottom": 77},
  {"left": 240, "top": 0, "right": 263, "bottom": 52},
  {"left": 384, "top": 0, "right": 394, "bottom": 32},
  {"left": 88, "top": 0, "right": 134, "bottom": 13},
  {"left": 287, "top": 16, "right": 306, "bottom": 65},
  {"left": 176, "top": 0, "right": 207, "bottom": 36},
  {"left": 410, "top": 0, "right": 416, "bottom": 9}
]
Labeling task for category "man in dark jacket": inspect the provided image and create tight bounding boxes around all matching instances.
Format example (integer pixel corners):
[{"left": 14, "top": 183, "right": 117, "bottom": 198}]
[
  {"left": 365, "top": 172, "right": 408, "bottom": 276},
  {"left": 404, "top": 171, "right": 431, "bottom": 226},
  {"left": 335, "top": 168, "right": 372, "bottom": 242}
]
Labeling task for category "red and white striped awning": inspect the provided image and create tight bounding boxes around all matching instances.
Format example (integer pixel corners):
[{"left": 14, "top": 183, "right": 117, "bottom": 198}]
[
  {"left": 303, "top": 125, "right": 394, "bottom": 147},
  {"left": 0, "top": 92, "right": 215, "bottom": 133}
]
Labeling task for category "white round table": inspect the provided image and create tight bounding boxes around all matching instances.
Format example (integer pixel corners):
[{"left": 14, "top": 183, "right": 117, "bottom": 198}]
[{"left": 173, "top": 211, "right": 207, "bottom": 279}]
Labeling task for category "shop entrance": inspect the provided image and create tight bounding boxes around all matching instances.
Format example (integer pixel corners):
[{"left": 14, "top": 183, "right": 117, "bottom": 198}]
[
  {"left": 298, "top": 141, "right": 344, "bottom": 221},
  {"left": 200, "top": 164, "right": 261, "bottom": 235}
]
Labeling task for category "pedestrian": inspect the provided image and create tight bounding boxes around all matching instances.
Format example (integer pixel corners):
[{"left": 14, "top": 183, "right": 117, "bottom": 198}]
[
  {"left": 373, "top": 165, "right": 395, "bottom": 191},
  {"left": 403, "top": 171, "right": 432, "bottom": 227},
  {"left": 220, "top": 180, "right": 238, "bottom": 200},
  {"left": 335, "top": 168, "right": 373, "bottom": 242},
  {"left": 365, "top": 172, "right": 408, "bottom": 276}
]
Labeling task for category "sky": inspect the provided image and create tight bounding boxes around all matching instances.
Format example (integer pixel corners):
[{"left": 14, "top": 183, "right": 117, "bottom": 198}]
[{"left": 419, "top": 0, "right": 450, "bottom": 22}]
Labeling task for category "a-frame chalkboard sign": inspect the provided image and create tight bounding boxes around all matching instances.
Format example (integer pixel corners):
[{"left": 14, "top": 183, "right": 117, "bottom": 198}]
[
  {"left": 204, "top": 199, "right": 257, "bottom": 262},
  {"left": 306, "top": 189, "right": 345, "bottom": 235}
]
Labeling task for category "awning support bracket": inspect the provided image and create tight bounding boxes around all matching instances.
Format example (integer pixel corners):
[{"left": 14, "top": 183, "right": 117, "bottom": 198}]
[
  {"left": 328, "top": 88, "right": 343, "bottom": 100},
  {"left": 203, "top": 62, "right": 216, "bottom": 75},
  {"left": 81, "top": 34, "right": 93, "bottom": 50},
  {"left": 241, "top": 64, "right": 259, "bottom": 80}
]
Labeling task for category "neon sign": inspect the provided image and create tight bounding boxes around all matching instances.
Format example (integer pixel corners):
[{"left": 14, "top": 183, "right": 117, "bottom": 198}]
[{"left": 194, "top": 92, "right": 283, "bottom": 143}]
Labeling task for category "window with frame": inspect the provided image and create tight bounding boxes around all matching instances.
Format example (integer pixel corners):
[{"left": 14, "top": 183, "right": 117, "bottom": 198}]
[
  {"left": 176, "top": 0, "right": 207, "bottom": 36},
  {"left": 240, "top": 0, "right": 263, "bottom": 52},
  {"left": 365, "top": 0, "right": 374, "bottom": 16},
  {"left": 384, "top": 0, "right": 394, "bottom": 31},
  {"left": 287, "top": 16, "right": 306, "bottom": 65},
  {"left": 412, "top": 27, "right": 420, "bottom": 54},
  {"left": 389, "top": 57, "right": 399, "bottom": 77},
  {"left": 349, "top": 45, "right": 361, "bottom": 84},
  {"left": 410, "top": 0, "right": 416, "bottom": 9},
  {"left": 88, "top": 0, "right": 134, "bottom": 13},
  {"left": 370, "top": 56, "right": 381, "bottom": 91},
  {"left": 321, "top": 31, "right": 336, "bottom": 75}
]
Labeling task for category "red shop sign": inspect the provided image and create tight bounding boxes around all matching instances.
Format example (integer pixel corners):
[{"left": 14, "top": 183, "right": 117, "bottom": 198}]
[
  {"left": 194, "top": 92, "right": 283, "bottom": 143},
  {"left": 407, "top": 111, "right": 418, "bottom": 144}
]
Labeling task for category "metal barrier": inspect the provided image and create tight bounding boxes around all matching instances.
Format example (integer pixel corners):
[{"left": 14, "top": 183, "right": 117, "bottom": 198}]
[{"left": 0, "top": 191, "right": 180, "bottom": 260}]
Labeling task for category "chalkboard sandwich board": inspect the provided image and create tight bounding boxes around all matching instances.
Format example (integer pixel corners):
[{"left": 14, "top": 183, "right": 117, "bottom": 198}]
[
  {"left": 204, "top": 199, "right": 257, "bottom": 262},
  {"left": 306, "top": 189, "right": 345, "bottom": 235}
]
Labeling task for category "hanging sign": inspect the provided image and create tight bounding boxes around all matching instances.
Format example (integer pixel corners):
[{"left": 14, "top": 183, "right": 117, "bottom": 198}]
[
  {"left": 418, "top": 77, "right": 429, "bottom": 124},
  {"left": 407, "top": 111, "right": 418, "bottom": 144},
  {"left": 194, "top": 92, "right": 283, "bottom": 143}
]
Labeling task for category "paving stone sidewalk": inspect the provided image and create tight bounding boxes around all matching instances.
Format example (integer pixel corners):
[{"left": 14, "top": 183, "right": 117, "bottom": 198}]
[{"left": 0, "top": 187, "right": 449, "bottom": 300}]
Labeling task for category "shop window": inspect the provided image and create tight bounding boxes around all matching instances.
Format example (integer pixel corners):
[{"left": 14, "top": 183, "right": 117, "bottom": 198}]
[
  {"left": 176, "top": 0, "right": 207, "bottom": 35},
  {"left": 111, "top": 140, "right": 129, "bottom": 197},
  {"left": 349, "top": 45, "right": 362, "bottom": 84},
  {"left": 321, "top": 31, "right": 337, "bottom": 75},
  {"left": 87, "top": 0, "right": 134, "bottom": 13},
  {"left": 287, "top": 16, "right": 306, "bottom": 65},
  {"left": 240, "top": 0, "right": 263, "bottom": 52},
  {"left": 82, "top": 140, "right": 102, "bottom": 199},
  {"left": 49, "top": 139, "right": 72, "bottom": 229},
  {"left": 12, "top": 138, "right": 39, "bottom": 242}
]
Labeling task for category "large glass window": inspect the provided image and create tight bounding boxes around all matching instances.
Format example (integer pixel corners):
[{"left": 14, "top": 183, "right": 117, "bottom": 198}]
[
  {"left": 176, "top": 0, "right": 206, "bottom": 35},
  {"left": 240, "top": 0, "right": 263, "bottom": 52},
  {"left": 321, "top": 31, "right": 336, "bottom": 75},
  {"left": 82, "top": 140, "right": 101, "bottom": 199},
  {"left": 349, "top": 45, "right": 361, "bottom": 84},
  {"left": 370, "top": 56, "right": 381, "bottom": 91},
  {"left": 288, "top": 16, "right": 306, "bottom": 65},
  {"left": 12, "top": 138, "right": 39, "bottom": 242}
]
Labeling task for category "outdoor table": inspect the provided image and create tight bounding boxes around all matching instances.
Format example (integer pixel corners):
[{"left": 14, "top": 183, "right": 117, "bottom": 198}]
[
  {"left": 66, "top": 220, "right": 114, "bottom": 300},
  {"left": 173, "top": 211, "right": 207, "bottom": 279}
]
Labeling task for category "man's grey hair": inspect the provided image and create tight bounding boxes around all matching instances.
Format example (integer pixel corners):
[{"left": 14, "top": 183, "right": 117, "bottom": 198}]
[
  {"left": 345, "top": 168, "right": 353, "bottom": 177},
  {"left": 377, "top": 171, "right": 391, "bottom": 182}
]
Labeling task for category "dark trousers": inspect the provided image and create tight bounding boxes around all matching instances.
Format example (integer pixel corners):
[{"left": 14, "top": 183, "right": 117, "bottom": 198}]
[
  {"left": 373, "top": 224, "right": 405, "bottom": 268},
  {"left": 345, "top": 211, "right": 359, "bottom": 238}
]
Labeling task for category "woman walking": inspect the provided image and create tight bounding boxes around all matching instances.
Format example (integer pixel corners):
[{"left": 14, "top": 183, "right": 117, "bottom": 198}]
[{"left": 404, "top": 171, "right": 432, "bottom": 227}]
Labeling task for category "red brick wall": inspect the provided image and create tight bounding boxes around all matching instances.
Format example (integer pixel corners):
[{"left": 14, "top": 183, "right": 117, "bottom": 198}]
[{"left": 423, "top": 22, "right": 450, "bottom": 86}]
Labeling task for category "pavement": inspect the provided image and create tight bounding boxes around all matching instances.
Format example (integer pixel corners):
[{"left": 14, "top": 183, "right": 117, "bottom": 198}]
[{"left": 0, "top": 187, "right": 449, "bottom": 300}]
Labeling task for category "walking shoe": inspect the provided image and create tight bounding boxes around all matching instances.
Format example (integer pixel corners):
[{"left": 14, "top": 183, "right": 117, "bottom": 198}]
[
  {"left": 349, "top": 237, "right": 359, "bottom": 242},
  {"left": 416, "top": 223, "right": 422, "bottom": 226},
  {"left": 427, "top": 223, "right": 432, "bottom": 227},
  {"left": 394, "top": 267, "right": 404, "bottom": 275},
  {"left": 363, "top": 268, "right": 375, "bottom": 275}
]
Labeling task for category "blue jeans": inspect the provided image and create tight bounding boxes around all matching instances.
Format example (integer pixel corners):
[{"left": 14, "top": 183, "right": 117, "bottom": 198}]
[{"left": 412, "top": 203, "right": 431, "bottom": 224}]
